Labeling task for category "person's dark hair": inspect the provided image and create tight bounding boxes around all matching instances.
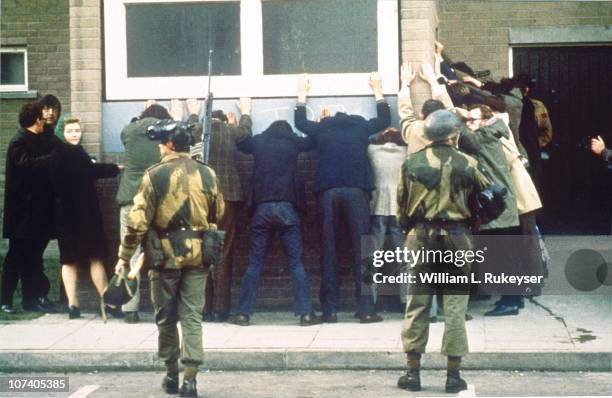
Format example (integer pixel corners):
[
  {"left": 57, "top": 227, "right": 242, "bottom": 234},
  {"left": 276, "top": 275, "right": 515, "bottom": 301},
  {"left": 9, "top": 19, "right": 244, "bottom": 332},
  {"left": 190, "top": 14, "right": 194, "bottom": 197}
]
[
  {"left": 212, "top": 110, "right": 228, "bottom": 123},
  {"left": 140, "top": 104, "right": 171, "bottom": 120},
  {"left": 263, "top": 120, "right": 293, "bottom": 135},
  {"left": 39, "top": 94, "right": 62, "bottom": 118},
  {"left": 421, "top": 99, "right": 445, "bottom": 118},
  {"left": 19, "top": 102, "right": 44, "bottom": 129},
  {"left": 514, "top": 74, "right": 536, "bottom": 90}
]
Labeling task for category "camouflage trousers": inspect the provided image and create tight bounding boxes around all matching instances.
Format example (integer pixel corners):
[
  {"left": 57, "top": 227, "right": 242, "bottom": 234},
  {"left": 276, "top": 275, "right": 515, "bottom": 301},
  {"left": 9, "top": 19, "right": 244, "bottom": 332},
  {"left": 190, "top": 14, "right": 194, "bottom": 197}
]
[
  {"left": 400, "top": 223, "right": 472, "bottom": 357},
  {"left": 149, "top": 267, "right": 208, "bottom": 365}
]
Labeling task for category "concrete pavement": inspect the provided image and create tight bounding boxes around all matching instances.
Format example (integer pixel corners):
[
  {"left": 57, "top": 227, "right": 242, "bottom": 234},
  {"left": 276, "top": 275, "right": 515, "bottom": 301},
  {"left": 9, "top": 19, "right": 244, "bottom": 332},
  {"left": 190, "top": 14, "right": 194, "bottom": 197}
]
[{"left": 0, "top": 295, "right": 610, "bottom": 372}]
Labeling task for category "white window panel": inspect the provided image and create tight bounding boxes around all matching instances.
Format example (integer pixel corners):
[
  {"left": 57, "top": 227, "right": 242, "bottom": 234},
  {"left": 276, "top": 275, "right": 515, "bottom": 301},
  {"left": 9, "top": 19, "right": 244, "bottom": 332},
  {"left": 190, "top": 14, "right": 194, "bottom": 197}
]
[
  {"left": 104, "top": 0, "right": 398, "bottom": 100},
  {"left": 0, "top": 48, "right": 28, "bottom": 92}
]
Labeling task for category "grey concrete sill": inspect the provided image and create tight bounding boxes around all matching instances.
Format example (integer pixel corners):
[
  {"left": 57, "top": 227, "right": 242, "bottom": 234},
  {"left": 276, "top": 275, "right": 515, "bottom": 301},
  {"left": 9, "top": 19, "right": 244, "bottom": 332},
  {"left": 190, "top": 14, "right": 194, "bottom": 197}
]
[{"left": 0, "top": 90, "right": 38, "bottom": 99}]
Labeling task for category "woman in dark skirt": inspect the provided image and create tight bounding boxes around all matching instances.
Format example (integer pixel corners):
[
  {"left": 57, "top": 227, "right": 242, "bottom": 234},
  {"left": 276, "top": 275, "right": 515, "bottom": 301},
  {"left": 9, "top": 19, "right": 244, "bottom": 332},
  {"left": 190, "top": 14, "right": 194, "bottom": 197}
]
[{"left": 51, "top": 114, "right": 123, "bottom": 319}]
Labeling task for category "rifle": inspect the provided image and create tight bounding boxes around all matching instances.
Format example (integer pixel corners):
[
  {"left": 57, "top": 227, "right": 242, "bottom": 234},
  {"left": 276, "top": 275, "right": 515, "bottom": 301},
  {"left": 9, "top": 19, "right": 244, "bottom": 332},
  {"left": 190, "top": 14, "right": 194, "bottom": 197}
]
[{"left": 201, "top": 49, "right": 214, "bottom": 165}]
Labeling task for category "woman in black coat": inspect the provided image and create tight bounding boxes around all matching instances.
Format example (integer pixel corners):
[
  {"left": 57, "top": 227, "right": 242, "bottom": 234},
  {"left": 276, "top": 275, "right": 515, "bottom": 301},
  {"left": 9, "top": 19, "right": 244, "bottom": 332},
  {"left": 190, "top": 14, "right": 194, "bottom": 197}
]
[{"left": 51, "top": 114, "right": 123, "bottom": 319}]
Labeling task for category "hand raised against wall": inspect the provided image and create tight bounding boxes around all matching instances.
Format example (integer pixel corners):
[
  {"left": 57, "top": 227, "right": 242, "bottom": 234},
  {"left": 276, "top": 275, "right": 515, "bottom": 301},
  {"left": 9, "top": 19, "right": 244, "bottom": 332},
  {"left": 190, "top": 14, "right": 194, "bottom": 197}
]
[
  {"left": 401, "top": 63, "right": 416, "bottom": 87},
  {"left": 298, "top": 74, "right": 311, "bottom": 103},
  {"left": 169, "top": 98, "right": 184, "bottom": 121},
  {"left": 368, "top": 71, "right": 384, "bottom": 100},
  {"left": 227, "top": 111, "right": 238, "bottom": 126},
  {"left": 186, "top": 98, "right": 201, "bottom": 116},
  {"left": 237, "top": 97, "right": 252, "bottom": 115}
]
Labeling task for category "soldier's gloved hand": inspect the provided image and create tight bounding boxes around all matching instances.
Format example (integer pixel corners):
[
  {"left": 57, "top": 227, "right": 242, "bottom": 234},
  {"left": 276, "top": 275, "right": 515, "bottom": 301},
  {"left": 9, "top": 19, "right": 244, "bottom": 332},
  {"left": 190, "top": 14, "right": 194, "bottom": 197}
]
[{"left": 115, "top": 259, "right": 129, "bottom": 276}]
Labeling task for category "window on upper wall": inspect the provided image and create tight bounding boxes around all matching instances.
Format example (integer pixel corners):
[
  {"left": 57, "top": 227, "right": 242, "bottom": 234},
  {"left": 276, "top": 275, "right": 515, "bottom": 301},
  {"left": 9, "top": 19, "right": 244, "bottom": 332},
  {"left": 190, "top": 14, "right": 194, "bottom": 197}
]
[
  {"left": 262, "top": 0, "right": 378, "bottom": 75},
  {"left": 0, "top": 48, "right": 28, "bottom": 92},
  {"left": 104, "top": 0, "right": 398, "bottom": 100},
  {"left": 125, "top": 2, "right": 241, "bottom": 77}
]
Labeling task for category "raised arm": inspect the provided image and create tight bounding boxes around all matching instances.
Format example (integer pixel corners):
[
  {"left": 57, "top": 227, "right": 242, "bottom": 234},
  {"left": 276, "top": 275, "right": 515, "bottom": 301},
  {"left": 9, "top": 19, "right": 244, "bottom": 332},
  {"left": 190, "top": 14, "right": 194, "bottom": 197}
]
[
  {"left": 294, "top": 74, "right": 321, "bottom": 136},
  {"left": 229, "top": 98, "right": 253, "bottom": 142},
  {"left": 365, "top": 72, "right": 391, "bottom": 134}
]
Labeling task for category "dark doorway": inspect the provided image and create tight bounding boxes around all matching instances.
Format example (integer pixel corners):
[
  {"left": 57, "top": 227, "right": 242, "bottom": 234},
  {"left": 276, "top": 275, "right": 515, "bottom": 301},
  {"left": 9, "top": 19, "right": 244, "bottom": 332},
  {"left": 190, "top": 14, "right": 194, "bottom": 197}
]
[{"left": 513, "top": 46, "right": 612, "bottom": 234}]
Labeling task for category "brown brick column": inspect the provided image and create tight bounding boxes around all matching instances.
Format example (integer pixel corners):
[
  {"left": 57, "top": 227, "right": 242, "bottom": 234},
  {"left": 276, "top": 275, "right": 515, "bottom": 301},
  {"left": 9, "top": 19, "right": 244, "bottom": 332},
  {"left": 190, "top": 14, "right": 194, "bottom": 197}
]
[
  {"left": 400, "top": 0, "right": 439, "bottom": 110},
  {"left": 69, "top": 0, "right": 102, "bottom": 158}
]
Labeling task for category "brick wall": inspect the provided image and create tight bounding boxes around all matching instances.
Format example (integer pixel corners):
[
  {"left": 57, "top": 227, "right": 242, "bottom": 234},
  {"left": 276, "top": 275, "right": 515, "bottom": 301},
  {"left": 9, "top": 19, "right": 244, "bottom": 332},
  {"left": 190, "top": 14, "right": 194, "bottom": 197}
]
[
  {"left": 69, "top": 0, "right": 102, "bottom": 158},
  {"left": 0, "top": 0, "right": 70, "bottom": 255},
  {"left": 400, "top": 0, "right": 439, "bottom": 109},
  {"left": 437, "top": 0, "right": 612, "bottom": 81},
  {"left": 89, "top": 0, "right": 442, "bottom": 313}
]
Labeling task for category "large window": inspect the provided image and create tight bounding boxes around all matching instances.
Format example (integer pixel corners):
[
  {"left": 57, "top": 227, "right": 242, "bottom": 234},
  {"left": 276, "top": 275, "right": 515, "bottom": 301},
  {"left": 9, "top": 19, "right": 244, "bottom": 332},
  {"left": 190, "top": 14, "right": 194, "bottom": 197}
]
[
  {"left": 0, "top": 48, "right": 28, "bottom": 92},
  {"left": 125, "top": 2, "right": 241, "bottom": 77},
  {"left": 262, "top": 0, "right": 377, "bottom": 75},
  {"left": 104, "top": 0, "right": 398, "bottom": 99}
]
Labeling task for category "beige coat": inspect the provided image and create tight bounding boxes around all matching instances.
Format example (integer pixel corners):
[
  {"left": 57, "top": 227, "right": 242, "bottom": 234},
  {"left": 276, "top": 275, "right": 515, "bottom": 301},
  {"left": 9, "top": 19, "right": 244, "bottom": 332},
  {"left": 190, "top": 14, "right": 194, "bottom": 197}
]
[
  {"left": 496, "top": 114, "right": 542, "bottom": 215},
  {"left": 398, "top": 85, "right": 454, "bottom": 156}
]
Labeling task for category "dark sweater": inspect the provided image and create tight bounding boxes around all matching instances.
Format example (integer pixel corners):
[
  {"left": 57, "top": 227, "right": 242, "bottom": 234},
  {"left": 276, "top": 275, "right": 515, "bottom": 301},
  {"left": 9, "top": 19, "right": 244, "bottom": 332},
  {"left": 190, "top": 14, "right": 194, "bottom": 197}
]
[
  {"left": 294, "top": 101, "right": 391, "bottom": 193},
  {"left": 237, "top": 123, "right": 315, "bottom": 210}
]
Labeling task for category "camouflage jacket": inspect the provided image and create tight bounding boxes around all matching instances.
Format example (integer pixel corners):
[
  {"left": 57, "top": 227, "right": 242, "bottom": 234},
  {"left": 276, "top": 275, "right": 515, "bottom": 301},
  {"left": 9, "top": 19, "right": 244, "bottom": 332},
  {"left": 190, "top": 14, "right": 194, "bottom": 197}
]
[
  {"left": 119, "top": 152, "right": 225, "bottom": 268},
  {"left": 397, "top": 143, "right": 490, "bottom": 232}
]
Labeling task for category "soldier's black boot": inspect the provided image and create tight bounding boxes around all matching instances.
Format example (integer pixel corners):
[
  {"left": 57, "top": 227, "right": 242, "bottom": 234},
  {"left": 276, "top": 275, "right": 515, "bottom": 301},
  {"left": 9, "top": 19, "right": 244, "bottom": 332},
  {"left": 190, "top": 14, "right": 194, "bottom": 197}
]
[
  {"left": 445, "top": 370, "right": 468, "bottom": 393},
  {"left": 162, "top": 373, "right": 179, "bottom": 395},
  {"left": 397, "top": 368, "right": 421, "bottom": 391},
  {"left": 179, "top": 378, "right": 197, "bottom": 397}
]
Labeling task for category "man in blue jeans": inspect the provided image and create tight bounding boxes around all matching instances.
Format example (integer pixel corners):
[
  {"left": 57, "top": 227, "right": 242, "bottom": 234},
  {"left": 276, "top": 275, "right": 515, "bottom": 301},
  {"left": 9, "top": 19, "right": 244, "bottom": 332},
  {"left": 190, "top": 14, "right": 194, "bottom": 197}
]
[
  {"left": 229, "top": 120, "right": 320, "bottom": 326},
  {"left": 294, "top": 73, "right": 390, "bottom": 323}
]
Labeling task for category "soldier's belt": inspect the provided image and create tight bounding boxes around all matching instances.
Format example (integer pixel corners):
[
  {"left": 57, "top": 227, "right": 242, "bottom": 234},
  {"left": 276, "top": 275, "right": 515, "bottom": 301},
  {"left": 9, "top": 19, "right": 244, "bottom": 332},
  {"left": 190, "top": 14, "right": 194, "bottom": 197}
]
[
  {"left": 160, "top": 227, "right": 226, "bottom": 268},
  {"left": 160, "top": 228, "right": 204, "bottom": 240},
  {"left": 416, "top": 219, "right": 469, "bottom": 228}
]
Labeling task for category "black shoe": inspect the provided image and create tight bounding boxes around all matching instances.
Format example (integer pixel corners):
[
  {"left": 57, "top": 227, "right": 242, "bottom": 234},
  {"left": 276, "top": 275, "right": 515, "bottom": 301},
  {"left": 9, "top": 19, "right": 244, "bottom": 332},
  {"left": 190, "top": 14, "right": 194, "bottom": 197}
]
[
  {"left": 322, "top": 313, "right": 337, "bottom": 323},
  {"left": 445, "top": 370, "right": 468, "bottom": 393},
  {"left": 300, "top": 313, "right": 322, "bottom": 326},
  {"left": 68, "top": 306, "right": 81, "bottom": 319},
  {"left": 397, "top": 368, "right": 421, "bottom": 391},
  {"left": 202, "top": 312, "right": 216, "bottom": 322},
  {"left": 215, "top": 312, "right": 230, "bottom": 322},
  {"left": 124, "top": 311, "right": 140, "bottom": 324},
  {"left": 104, "top": 304, "right": 125, "bottom": 319},
  {"left": 494, "top": 297, "right": 524, "bottom": 309},
  {"left": 228, "top": 314, "right": 250, "bottom": 326},
  {"left": 162, "top": 373, "right": 179, "bottom": 394},
  {"left": 24, "top": 297, "right": 57, "bottom": 313},
  {"left": 484, "top": 304, "right": 519, "bottom": 316},
  {"left": 359, "top": 313, "right": 383, "bottom": 324},
  {"left": 179, "top": 378, "right": 197, "bottom": 397},
  {"left": 38, "top": 296, "right": 57, "bottom": 312},
  {"left": 0, "top": 304, "right": 15, "bottom": 314}
]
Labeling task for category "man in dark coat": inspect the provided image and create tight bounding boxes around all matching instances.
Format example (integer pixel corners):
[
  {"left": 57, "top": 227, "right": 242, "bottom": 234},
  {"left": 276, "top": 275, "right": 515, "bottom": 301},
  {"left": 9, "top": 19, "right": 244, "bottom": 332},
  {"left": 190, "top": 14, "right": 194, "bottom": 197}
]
[
  {"left": 228, "top": 120, "right": 320, "bottom": 326},
  {"left": 294, "top": 72, "right": 390, "bottom": 323},
  {"left": 1, "top": 102, "right": 58, "bottom": 313}
]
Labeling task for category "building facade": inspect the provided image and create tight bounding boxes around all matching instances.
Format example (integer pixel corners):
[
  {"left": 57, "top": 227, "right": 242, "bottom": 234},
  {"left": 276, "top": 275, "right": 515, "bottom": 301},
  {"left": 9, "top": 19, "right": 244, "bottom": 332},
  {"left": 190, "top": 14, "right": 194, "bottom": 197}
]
[{"left": 1, "top": 0, "right": 610, "bottom": 309}]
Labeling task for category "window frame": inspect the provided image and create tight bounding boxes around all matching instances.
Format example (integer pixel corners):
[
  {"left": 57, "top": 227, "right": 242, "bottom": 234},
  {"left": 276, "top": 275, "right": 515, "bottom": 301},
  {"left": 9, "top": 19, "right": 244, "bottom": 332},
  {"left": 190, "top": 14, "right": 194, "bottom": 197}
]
[
  {"left": 104, "top": 0, "right": 398, "bottom": 100},
  {"left": 0, "top": 47, "right": 28, "bottom": 92}
]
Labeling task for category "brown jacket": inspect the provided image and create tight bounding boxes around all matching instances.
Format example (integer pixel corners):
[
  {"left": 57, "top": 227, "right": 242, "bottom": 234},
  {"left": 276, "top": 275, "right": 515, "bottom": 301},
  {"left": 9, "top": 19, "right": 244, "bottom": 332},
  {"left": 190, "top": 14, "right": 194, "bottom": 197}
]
[{"left": 207, "top": 115, "right": 252, "bottom": 202}]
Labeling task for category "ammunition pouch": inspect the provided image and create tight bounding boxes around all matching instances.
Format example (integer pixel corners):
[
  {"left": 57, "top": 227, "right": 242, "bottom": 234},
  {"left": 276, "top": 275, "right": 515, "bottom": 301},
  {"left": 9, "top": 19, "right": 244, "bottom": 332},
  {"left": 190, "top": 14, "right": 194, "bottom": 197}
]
[
  {"left": 159, "top": 227, "right": 226, "bottom": 269},
  {"left": 201, "top": 228, "right": 226, "bottom": 267},
  {"left": 143, "top": 230, "right": 165, "bottom": 270}
]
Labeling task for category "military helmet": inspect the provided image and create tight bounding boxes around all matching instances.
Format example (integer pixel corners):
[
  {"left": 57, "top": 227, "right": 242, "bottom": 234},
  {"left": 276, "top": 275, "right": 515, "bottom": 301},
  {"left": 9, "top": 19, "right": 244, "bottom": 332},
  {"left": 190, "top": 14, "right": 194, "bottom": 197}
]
[
  {"left": 424, "top": 110, "right": 462, "bottom": 142},
  {"left": 146, "top": 119, "right": 195, "bottom": 152}
]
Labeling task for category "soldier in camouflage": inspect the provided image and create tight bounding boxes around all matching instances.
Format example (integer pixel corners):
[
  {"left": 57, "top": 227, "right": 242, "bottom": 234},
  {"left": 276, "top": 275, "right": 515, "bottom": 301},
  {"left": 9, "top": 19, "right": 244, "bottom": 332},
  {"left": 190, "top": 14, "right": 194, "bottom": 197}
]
[
  {"left": 115, "top": 120, "right": 224, "bottom": 398},
  {"left": 396, "top": 110, "right": 492, "bottom": 393}
]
